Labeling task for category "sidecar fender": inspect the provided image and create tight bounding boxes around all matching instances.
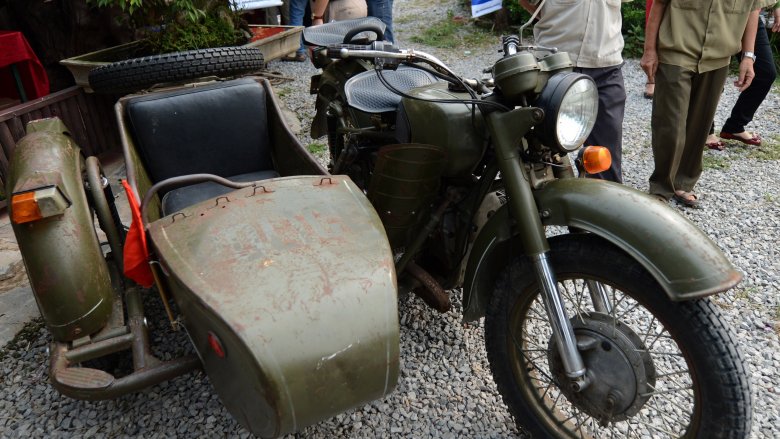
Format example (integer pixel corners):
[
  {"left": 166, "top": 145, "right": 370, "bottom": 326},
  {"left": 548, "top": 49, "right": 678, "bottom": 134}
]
[
  {"left": 7, "top": 118, "right": 113, "bottom": 341},
  {"left": 462, "top": 178, "right": 741, "bottom": 322}
]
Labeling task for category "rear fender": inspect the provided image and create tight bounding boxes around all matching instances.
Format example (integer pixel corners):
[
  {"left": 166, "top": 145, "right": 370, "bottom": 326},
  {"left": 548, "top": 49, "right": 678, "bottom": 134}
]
[
  {"left": 7, "top": 118, "right": 113, "bottom": 341},
  {"left": 462, "top": 178, "right": 741, "bottom": 322}
]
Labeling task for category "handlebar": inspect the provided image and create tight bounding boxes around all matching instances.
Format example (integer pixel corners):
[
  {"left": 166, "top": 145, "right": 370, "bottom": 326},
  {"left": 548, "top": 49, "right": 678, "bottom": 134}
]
[
  {"left": 325, "top": 41, "right": 401, "bottom": 59},
  {"left": 324, "top": 41, "right": 462, "bottom": 83}
]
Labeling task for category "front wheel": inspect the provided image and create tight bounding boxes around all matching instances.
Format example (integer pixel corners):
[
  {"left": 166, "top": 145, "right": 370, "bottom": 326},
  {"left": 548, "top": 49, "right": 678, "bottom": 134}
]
[{"left": 485, "top": 234, "right": 751, "bottom": 438}]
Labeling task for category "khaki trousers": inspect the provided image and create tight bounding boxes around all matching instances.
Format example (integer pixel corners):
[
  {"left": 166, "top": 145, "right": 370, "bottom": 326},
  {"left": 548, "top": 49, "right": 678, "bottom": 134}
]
[{"left": 648, "top": 63, "right": 728, "bottom": 199}]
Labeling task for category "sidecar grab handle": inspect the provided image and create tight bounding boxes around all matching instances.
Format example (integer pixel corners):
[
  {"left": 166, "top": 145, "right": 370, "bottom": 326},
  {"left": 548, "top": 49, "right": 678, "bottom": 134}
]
[{"left": 140, "top": 174, "right": 257, "bottom": 225}]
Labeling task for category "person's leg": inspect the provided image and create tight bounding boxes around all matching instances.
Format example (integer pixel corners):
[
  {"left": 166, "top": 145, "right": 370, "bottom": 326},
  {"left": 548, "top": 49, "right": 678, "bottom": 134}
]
[
  {"left": 721, "top": 19, "right": 776, "bottom": 137},
  {"left": 674, "top": 66, "right": 729, "bottom": 193},
  {"left": 643, "top": 0, "right": 654, "bottom": 99},
  {"left": 367, "top": 0, "right": 394, "bottom": 42},
  {"left": 705, "top": 121, "right": 724, "bottom": 150},
  {"left": 576, "top": 65, "right": 625, "bottom": 183},
  {"left": 288, "top": 0, "right": 307, "bottom": 56},
  {"left": 648, "top": 63, "right": 691, "bottom": 200}
]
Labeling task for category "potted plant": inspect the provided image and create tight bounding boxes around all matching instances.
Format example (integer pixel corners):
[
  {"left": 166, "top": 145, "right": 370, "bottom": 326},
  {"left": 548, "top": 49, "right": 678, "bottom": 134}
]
[{"left": 61, "top": 0, "right": 301, "bottom": 92}]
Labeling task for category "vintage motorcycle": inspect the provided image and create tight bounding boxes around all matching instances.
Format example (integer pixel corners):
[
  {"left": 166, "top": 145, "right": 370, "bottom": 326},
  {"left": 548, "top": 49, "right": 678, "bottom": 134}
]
[
  {"left": 302, "top": 17, "right": 752, "bottom": 438},
  {"left": 5, "top": 17, "right": 750, "bottom": 439}
]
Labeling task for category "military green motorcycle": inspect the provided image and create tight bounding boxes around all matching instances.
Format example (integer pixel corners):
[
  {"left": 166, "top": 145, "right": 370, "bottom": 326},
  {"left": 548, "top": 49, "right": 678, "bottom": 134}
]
[{"left": 304, "top": 17, "right": 752, "bottom": 438}]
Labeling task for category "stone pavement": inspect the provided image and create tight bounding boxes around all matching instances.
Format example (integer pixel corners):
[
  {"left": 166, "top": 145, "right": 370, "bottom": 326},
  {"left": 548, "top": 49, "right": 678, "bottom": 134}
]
[
  {"left": 0, "top": 215, "right": 38, "bottom": 346},
  {"left": 0, "top": 149, "right": 128, "bottom": 347}
]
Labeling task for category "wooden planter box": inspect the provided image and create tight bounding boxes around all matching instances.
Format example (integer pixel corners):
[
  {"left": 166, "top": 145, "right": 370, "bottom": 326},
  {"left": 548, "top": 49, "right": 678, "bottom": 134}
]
[{"left": 60, "top": 25, "right": 303, "bottom": 90}]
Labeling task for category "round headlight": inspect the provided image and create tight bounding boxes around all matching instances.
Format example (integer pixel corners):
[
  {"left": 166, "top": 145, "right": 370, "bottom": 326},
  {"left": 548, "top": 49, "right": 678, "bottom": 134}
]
[{"left": 534, "top": 73, "right": 598, "bottom": 153}]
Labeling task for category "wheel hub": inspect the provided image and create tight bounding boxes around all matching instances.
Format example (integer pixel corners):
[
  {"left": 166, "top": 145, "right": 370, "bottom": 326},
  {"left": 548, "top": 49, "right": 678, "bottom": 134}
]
[{"left": 548, "top": 312, "right": 656, "bottom": 423}]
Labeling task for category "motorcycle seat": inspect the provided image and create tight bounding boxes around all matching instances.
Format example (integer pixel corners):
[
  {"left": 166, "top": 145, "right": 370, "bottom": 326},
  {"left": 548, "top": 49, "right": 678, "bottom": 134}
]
[
  {"left": 124, "top": 78, "right": 280, "bottom": 213},
  {"left": 303, "top": 16, "right": 386, "bottom": 46}
]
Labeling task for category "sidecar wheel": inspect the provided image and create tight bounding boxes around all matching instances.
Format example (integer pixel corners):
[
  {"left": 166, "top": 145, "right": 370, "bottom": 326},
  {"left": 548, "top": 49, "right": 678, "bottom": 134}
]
[
  {"left": 88, "top": 47, "right": 265, "bottom": 94},
  {"left": 484, "top": 233, "right": 751, "bottom": 438}
]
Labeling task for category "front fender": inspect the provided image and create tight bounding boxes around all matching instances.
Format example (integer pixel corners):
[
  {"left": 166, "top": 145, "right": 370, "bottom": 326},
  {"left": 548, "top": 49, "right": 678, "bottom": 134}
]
[{"left": 462, "top": 178, "right": 741, "bottom": 322}]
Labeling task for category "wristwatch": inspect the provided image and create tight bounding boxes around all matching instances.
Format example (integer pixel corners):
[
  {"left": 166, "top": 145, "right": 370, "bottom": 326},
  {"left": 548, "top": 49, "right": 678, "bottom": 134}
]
[
  {"left": 742, "top": 51, "right": 757, "bottom": 62},
  {"left": 312, "top": 14, "right": 324, "bottom": 20}
]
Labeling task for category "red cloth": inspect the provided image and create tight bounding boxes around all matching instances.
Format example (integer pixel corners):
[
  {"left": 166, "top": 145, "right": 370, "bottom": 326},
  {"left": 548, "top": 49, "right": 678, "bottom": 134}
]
[
  {"left": 121, "top": 180, "right": 154, "bottom": 288},
  {"left": 0, "top": 30, "right": 50, "bottom": 100}
]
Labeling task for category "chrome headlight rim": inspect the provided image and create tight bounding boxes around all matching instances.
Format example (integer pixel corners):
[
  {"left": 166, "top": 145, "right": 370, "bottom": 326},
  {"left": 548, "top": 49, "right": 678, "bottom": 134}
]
[{"left": 535, "top": 72, "right": 598, "bottom": 154}]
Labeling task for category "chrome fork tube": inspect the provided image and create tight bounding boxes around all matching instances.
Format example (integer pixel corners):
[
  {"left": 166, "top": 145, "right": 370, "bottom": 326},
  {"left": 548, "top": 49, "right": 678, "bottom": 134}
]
[
  {"left": 485, "top": 109, "right": 588, "bottom": 388},
  {"left": 531, "top": 253, "right": 587, "bottom": 382},
  {"left": 587, "top": 280, "right": 612, "bottom": 314}
]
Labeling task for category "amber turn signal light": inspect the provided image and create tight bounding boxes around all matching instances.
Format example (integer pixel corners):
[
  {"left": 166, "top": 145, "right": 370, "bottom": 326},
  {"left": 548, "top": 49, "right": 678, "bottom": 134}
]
[
  {"left": 581, "top": 146, "right": 612, "bottom": 175},
  {"left": 11, "top": 192, "right": 42, "bottom": 224},
  {"left": 10, "top": 186, "right": 71, "bottom": 224}
]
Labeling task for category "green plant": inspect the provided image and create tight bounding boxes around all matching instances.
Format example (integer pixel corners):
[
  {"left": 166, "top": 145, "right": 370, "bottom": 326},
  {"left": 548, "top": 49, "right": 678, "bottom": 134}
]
[
  {"left": 770, "top": 30, "right": 780, "bottom": 80},
  {"left": 88, "top": 0, "right": 245, "bottom": 53},
  {"left": 702, "top": 153, "right": 730, "bottom": 170},
  {"left": 411, "top": 10, "right": 494, "bottom": 49},
  {"left": 307, "top": 142, "right": 327, "bottom": 154},
  {"left": 621, "top": 1, "right": 646, "bottom": 55},
  {"left": 746, "top": 135, "right": 780, "bottom": 160}
]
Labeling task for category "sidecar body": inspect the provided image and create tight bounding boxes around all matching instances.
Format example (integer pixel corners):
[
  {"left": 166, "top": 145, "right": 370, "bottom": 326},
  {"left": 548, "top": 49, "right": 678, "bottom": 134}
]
[{"left": 6, "top": 77, "right": 399, "bottom": 438}]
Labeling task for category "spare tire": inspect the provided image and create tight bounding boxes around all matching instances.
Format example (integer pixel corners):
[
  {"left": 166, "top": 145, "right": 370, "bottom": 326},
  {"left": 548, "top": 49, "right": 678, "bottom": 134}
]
[{"left": 88, "top": 46, "right": 265, "bottom": 94}]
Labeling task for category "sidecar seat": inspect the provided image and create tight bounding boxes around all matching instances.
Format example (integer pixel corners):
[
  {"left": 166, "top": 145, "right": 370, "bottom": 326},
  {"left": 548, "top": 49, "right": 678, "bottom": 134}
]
[{"left": 124, "top": 78, "right": 281, "bottom": 215}]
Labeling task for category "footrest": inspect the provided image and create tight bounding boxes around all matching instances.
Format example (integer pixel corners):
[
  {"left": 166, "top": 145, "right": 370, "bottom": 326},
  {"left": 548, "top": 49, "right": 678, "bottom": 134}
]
[{"left": 55, "top": 367, "right": 115, "bottom": 390}]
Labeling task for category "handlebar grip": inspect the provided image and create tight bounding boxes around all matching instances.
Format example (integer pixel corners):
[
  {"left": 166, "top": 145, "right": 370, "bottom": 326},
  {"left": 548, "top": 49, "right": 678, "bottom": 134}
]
[
  {"left": 326, "top": 44, "right": 372, "bottom": 58},
  {"left": 343, "top": 24, "right": 385, "bottom": 43}
]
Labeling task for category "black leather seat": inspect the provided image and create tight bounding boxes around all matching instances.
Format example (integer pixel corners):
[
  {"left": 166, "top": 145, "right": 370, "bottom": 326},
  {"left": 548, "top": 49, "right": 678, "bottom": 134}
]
[{"left": 125, "top": 78, "right": 280, "bottom": 215}]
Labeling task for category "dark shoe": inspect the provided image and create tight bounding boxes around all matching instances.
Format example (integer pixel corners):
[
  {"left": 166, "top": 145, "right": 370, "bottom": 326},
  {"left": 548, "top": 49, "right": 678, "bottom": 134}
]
[
  {"left": 643, "top": 82, "right": 654, "bottom": 99},
  {"left": 673, "top": 191, "right": 702, "bottom": 208},
  {"left": 282, "top": 52, "right": 306, "bottom": 62},
  {"left": 719, "top": 131, "right": 761, "bottom": 146}
]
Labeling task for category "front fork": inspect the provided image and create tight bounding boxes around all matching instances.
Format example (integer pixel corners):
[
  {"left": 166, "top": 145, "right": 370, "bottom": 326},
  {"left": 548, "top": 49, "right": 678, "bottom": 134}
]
[{"left": 486, "top": 109, "right": 589, "bottom": 389}]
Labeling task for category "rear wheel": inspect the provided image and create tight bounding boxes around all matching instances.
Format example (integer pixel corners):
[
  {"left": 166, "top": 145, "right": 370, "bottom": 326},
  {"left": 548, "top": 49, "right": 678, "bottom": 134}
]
[{"left": 485, "top": 234, "right": 751, "bottom": 438}]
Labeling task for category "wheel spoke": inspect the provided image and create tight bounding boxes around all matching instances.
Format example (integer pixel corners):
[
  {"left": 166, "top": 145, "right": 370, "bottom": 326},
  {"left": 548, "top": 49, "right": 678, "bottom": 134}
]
[
  {"left": 614, "top": 301, "right": 642, "bottom": 321},
  {"left": 641, "top": 316, "right": 657, "bottom": 346},
  {"left": 654, "top": 370, "right": 689, "bottom": 379},
  {"left": 540, "top": 380, "right": 555, "bottom": 400},
  {"left": 572, "top": 409, "right": 587, "bottom": 439},
  {"left": 629, "top": 418, "right": 680, "bottom": 436},
  {"left": 642, "top": 350, "right": 684, "bottom": 357},
  {"left": 639, "top": 384, "right": 692, "bottom": 397},
  {"left": 649, "top": 396, "right": 679, "bottom": 435}
]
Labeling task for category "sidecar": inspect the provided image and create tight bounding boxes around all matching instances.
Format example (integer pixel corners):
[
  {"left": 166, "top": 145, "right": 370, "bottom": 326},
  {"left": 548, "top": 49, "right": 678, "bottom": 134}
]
[{"left": 6, "top": 77, "right": 399, "bottom": 438}]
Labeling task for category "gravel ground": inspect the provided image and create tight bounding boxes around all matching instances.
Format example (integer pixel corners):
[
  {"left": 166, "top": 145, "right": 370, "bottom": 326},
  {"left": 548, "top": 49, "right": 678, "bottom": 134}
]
[{"left": 2, "top": 0, "right": 779, "bottom": 437}]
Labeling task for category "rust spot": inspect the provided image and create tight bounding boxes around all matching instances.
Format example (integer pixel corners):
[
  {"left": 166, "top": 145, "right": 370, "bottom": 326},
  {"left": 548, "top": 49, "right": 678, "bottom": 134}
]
[{"left": 75, "top": 288, "right": 86, "bottom": 304}]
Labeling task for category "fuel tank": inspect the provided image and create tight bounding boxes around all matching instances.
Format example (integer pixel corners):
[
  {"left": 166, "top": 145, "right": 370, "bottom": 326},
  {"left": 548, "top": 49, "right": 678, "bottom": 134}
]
[
  {"left": 148, "top": 175, "right": 399, "bottom": 438},
  {"left": 400, "top": 83, "right": 487, "bottom": 178}
]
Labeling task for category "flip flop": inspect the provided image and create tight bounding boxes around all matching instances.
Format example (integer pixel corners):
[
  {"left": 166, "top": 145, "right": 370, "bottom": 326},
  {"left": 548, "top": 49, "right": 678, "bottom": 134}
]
[
  {"left": 673, "top": 191, "right": 702, "bottom": 208},
  {"left": 706, "top": 140, "right": 726, "bottom": 151},
  {"left": 719, "top": 131, "right": 761, "bottom": 146}
]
